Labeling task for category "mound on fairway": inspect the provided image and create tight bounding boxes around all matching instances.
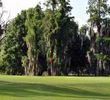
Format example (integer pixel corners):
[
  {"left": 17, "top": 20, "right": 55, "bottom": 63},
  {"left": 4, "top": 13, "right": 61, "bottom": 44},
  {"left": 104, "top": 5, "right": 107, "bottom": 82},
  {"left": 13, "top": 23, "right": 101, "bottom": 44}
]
[{"left": 0, "top": 76, "right": 110, "bottom": 100}]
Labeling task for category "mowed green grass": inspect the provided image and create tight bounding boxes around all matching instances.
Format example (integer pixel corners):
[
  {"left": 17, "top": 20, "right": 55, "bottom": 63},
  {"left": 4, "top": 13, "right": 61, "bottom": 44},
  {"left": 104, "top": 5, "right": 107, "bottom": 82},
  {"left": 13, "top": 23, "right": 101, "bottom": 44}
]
[{"left": 0, "top": 76, "right": 110, "bottom": 100}]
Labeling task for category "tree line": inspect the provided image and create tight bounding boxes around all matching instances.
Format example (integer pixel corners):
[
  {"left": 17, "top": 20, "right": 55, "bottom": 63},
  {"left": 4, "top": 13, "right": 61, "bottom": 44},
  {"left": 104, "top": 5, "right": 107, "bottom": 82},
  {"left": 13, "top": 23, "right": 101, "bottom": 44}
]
[{"left": 0, "top": 0, "right": 110, "bottom": 76}]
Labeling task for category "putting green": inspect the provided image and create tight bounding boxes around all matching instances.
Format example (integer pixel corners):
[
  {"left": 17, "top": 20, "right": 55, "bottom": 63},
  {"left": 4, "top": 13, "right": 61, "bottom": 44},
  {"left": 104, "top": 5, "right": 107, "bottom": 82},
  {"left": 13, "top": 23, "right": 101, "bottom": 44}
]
[{"left": 0, "top": 75, "right": 110, "bottom": 100}]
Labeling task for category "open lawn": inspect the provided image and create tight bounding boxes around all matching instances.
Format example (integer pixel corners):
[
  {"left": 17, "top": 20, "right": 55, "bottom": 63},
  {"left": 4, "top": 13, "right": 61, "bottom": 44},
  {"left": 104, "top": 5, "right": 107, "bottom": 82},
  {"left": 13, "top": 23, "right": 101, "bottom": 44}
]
[{"left": 0, "top": 76, "right": 110, "bottom": 100}]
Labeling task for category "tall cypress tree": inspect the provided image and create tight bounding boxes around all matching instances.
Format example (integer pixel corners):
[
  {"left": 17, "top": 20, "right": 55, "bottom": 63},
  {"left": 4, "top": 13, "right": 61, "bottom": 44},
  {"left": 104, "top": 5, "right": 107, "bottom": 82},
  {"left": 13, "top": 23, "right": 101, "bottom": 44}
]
[{"left": 87, "top": 0, "right": 110, "bottom": 75}]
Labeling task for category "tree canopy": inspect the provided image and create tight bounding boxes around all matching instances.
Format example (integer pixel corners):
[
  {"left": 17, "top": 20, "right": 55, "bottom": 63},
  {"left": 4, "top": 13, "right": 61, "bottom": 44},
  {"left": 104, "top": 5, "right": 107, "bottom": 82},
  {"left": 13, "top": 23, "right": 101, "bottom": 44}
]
[{"left": 0, "top": 0, "right": 110, "bottom": 76}]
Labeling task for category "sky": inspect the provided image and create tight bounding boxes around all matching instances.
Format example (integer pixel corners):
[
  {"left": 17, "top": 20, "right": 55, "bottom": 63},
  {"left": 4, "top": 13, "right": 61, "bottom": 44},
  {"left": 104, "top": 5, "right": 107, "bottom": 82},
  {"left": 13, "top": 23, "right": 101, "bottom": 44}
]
[{"left": 1, "top": 0, "right": 110, "bottom": 27}]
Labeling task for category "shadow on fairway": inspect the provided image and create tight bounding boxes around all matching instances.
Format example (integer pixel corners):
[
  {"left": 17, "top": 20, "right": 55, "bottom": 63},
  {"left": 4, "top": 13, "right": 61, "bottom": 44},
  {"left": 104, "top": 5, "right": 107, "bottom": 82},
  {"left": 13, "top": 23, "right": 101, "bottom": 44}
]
[{"left": 0, "top": 80, "right": 110, "bottom": 99}]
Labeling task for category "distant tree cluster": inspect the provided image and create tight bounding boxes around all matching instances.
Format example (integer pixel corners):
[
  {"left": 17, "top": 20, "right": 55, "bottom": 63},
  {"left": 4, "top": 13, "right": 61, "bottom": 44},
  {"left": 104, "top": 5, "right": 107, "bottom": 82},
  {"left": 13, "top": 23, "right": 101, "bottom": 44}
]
[{"left": 0, "top": 0, "right": 110, "bottom": 76}]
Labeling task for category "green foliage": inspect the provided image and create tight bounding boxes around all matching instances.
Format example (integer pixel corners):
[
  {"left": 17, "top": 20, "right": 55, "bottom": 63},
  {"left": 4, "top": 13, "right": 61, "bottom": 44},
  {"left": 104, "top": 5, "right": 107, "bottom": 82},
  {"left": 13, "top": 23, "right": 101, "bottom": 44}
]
[
  {"left": 87, "top": 0, "right": 109, "bottom": 25},
  {"left": 95, "top": 53, "right": 110, "bottom": 61},
  {"left": 22, "top": 56, "right": 28, "bottom": 67},
  {"left": 24, "top": 5, "right": 44, "bottom": 75},
  {"left": 0, "top": 11, "right": 27, "bottom": 74},
  {"left": 96, "top": 36, "right": 110, "bottom": 43},
  {"left": 0, "top": 0, "right": 102, "bottom": 76},
  {"left": 80, "top": 25, "right": 88, "bottom": 34},
  {"left": 87, "top": 0, "right": 110, "bottom": 76}
]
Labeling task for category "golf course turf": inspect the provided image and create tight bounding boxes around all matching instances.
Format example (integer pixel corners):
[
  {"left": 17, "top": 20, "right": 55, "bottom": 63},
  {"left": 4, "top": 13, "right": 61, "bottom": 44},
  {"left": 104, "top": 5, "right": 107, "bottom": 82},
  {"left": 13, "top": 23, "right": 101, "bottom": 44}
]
[{"left": 0, "top": 76, "right": 110, "bottom": 100}]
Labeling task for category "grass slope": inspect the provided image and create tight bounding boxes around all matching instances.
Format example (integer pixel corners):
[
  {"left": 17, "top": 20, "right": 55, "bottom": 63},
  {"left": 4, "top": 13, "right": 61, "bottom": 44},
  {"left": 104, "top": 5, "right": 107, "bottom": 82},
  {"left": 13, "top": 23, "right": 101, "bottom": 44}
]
[{"left": 0, "top": 76, "right": 110, "bottom": 100}]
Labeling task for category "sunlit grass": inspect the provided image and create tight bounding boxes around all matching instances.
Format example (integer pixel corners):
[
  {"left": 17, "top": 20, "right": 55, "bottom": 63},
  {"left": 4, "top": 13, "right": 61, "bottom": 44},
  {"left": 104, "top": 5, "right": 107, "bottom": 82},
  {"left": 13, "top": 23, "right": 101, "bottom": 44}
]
[{"left": 0, "top": 75, "right": 110, "bottom": 100}]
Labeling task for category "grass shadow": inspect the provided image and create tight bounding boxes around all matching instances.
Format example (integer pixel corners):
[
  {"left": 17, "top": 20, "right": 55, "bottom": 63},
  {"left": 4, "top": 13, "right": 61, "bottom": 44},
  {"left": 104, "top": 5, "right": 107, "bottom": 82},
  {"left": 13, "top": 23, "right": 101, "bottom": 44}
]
[{"left": 0, "top": 80, "right": 110, "bottom": 99}]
